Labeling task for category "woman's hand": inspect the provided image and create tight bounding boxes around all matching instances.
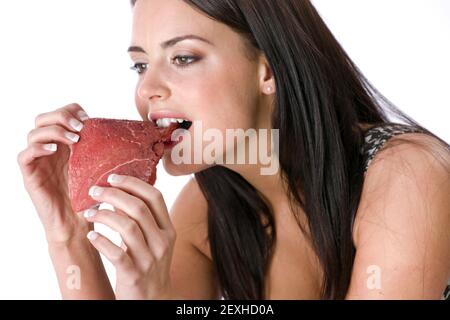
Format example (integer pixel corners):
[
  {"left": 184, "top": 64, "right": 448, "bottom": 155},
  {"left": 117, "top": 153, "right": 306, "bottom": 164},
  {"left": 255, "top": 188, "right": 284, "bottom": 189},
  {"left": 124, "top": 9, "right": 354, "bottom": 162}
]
[
  {"left": 83, "top": 174, "right": 177, "bottom": 300},
  {"left": 17, "top": 103, "right": 92, "bottom": 244}
]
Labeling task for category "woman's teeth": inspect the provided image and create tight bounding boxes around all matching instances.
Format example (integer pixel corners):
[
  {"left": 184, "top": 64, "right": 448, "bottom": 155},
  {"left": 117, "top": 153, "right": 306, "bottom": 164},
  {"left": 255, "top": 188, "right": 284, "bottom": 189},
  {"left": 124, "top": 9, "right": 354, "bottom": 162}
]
[{"left": 155, "top": 118, "right": 186, "bottom": 128}]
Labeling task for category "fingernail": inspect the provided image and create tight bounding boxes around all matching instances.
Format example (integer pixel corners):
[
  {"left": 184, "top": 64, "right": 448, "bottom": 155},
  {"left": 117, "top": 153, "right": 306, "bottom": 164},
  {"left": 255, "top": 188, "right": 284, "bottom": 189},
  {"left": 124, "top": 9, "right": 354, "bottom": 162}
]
[
  {"left": 64, "top": 131, "right": 80, "bottom": 143},
  {"left": 84, "top": 208, "right": 97, "bottom": 218},
  {"left": 69, "top": 118, "right": 84, "bottom": 132},
  {"left": 89, "top": 186, "right": 104, "bottom": 198},
  {"left": 43, "top": 143, "right": 57, "bottom": 151},
  {"left": 77, "top": 110, "right": 89, "bottom": 121},
  {"left": 87, "top": 231, "right": 99, "bottom": 240},
  {"left": 107, "top": 174, "right": 123, "bottom": 184}
]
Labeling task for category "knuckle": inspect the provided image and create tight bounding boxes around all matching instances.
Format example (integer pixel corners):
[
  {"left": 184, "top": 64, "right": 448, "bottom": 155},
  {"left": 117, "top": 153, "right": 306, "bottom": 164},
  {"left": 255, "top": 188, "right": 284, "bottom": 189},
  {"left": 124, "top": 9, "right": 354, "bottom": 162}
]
[
  {"left": 98, "top": 187, "right": 110, "bottom": 197},
  {"left": 169, "top": 229, "right": 177, "bottom": 241},
  {"left": 62, "top": 103, "right": 83, "bottom": 117},
  {"left": 155, "top": 239, "right": 170, "bottom": 259},
  {"left": 133, "top": 200, "right": 149, "bottom": 215},
  {"left": 51, "top": 125, "right": 65, "bottom": 137},
  {"left": 127, "top": 276, "right": 140, "bottom": 287},
  {"left": 58, "top": 109, "right": 73, "bottom": 124},
  {"left": 154, "top": 250, "right": 165, "bottom": 261},
  {"left": 28, "top": 125, "right": 64, "bottom": 145},
  {"left": 124, "top": 220, "right": 139, "bottom": 233},
  {"left": 142, "top": 256, "right": 154, "bottom": 271},
  {"left": 34, "top": 112, "right": 46, "bottom": 127},
  {"left": 161, "top": 237, "right": 171, "bottom": 251},
  {"left": 112, "top": 250, "right": 128, "bottom": 265},
  {"left": 16, "top": 150, "right": 24, "bottom": 166},
  {"left": 160, "top": 245, "right": 169, "bottom": 257},
  {"left": 93, "top": 209, "right": 107, "bottom": 219},
  {"left": 29, "top": 144, "right": 40, "bottom": 155},
  {"left": 122, "top": 271, "right": 142, "bottom": 286},
  {"left": 27, "top": 129, "right": 35, "bottom": 144},
  {"left": 166, "top": 228, "right": 177, "bottom": 242},
  {"left": 148, "top": 188, "right": 163, "bottom": 202},
  {"left": 67, "top": 102, "right": 82, "bottom": 110}
]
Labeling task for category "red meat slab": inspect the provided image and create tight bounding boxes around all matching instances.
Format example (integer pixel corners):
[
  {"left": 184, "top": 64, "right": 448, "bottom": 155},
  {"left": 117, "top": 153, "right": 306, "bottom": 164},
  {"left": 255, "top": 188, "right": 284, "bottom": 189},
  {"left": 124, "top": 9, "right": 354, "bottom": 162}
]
[{"left": 68, "top": 118, "right": 176, "bottom": 213}]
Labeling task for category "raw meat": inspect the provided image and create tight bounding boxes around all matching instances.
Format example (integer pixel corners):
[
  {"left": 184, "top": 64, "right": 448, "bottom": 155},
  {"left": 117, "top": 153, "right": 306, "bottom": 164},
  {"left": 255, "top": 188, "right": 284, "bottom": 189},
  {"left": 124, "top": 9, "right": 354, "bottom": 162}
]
[{"left": 68, "top": 118, "right": 177, "bottom": 213}]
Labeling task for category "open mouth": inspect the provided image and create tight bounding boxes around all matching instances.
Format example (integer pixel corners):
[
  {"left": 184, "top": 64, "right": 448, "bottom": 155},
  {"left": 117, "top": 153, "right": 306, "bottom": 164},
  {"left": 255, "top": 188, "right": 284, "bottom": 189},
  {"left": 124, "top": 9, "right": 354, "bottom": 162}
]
[
  {"left": 155, "top": 118, "right": 193, "bottom": 130},
  {"left": 155, "top": 118, "right": 193, "bottom": 149}
]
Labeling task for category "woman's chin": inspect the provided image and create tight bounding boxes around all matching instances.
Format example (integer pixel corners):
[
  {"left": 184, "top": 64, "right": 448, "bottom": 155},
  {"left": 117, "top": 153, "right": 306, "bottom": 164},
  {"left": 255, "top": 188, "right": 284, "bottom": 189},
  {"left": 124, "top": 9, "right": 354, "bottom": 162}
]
[{"left": 161, "top": 152, "right": 210, "bottom": 176}]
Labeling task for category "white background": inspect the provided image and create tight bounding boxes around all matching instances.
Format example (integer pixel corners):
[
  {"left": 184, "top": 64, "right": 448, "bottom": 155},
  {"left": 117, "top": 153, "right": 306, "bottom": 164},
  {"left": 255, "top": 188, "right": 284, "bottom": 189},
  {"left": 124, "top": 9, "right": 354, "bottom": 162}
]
[{"left": 0, "top": 0, "right": 448, "bottom": 299}]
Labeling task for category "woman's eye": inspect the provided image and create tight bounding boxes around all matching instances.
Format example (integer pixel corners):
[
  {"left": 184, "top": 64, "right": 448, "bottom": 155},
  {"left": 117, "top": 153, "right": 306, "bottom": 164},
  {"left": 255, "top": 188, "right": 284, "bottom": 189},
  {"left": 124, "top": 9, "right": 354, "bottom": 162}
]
[
  {"left": 172, "top": 55, "right": 199, "bottom": 68},
  {"left": 130, "top": 56, "right": 199, "bottom": 75},
  {"left": 130, "top": 62, "right": 148, "bottom": 75}
]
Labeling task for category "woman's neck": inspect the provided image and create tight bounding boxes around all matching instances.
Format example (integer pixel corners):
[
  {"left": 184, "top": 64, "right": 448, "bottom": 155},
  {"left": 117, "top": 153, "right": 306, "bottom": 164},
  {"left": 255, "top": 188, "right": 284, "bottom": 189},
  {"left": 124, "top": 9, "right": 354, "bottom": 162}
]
[{"left": 222, "top": 161, "right": 291, "bottom": 215}]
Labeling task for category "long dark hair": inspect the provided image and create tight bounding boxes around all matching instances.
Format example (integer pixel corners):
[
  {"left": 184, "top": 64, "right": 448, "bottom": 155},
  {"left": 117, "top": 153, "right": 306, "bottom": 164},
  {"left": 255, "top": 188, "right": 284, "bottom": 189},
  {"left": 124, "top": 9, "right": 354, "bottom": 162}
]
[{"left": 131, "top": 0, "right": 449, "bottom": 299}]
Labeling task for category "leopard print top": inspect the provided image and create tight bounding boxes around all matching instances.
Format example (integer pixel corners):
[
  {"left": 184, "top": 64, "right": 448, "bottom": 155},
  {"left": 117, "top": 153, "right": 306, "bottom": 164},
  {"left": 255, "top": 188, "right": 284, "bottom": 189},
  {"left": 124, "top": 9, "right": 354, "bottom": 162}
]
[
  {"left": 361, "top": 122, "right": 427, "bottom": 173},
  {"left": 360, "top": 122, "right": 450, "bottom": 300}
]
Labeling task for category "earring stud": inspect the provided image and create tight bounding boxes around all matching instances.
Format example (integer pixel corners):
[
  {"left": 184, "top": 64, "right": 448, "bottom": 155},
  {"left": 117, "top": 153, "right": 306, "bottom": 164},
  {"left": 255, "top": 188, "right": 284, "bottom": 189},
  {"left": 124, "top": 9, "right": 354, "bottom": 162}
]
[{"left": 266, "top": 85, "right": 273, "bottom": 93}]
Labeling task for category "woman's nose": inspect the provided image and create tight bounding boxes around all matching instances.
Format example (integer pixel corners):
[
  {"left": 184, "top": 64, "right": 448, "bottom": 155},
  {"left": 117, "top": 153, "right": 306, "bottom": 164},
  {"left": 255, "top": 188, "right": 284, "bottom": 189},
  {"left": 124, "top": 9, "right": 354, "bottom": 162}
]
[{"left": 136, "top": 69, "right": 170, "bottom": 102}]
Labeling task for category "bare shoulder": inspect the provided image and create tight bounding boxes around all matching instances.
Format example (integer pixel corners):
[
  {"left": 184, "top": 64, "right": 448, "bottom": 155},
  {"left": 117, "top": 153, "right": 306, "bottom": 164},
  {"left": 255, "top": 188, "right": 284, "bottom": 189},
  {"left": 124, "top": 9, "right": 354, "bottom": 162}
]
[
  {"left": 355, "top": 131, "right": 450, "bottom": 243},
  {"left": 349, "top": 132, "right": 450, "bottom": 298},
  {"left": 365, "top": 131, "right": 450, "bottom": 177},
  {"left": 362, "top": 131, "right": 448, "bottom": 192},
  {"left": 170, "top": 176, "right": 211, "bottom": 259}
]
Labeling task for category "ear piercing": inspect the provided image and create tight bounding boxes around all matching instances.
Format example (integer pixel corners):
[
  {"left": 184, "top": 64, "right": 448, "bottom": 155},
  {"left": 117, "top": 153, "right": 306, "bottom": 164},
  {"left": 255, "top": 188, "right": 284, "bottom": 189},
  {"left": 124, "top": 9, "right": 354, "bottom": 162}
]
[{"left": 265, "top": 85, "right": 274, "bottom": 94}]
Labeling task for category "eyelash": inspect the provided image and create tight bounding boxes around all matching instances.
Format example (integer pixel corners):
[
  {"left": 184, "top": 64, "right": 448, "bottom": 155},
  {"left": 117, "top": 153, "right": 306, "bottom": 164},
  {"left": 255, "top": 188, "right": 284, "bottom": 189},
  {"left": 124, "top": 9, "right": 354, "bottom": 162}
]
[{"left": 130, "top": 55, "right": 199, "bottom": 75}]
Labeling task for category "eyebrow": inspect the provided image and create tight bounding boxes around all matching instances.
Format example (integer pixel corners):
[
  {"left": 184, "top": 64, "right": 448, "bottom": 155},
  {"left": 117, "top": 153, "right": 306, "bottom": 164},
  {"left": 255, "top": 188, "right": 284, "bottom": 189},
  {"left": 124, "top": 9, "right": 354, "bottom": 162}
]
[{"left": 127, "top": 34, "right": 213, "bottom": 53}]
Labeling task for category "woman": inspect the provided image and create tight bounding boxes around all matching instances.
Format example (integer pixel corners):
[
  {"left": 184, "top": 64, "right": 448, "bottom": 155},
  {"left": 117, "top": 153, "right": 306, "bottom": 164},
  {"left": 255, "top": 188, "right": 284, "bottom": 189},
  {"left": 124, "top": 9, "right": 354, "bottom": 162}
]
[{"left": 17, "top": 0, "right": 450, "bottom": 300}]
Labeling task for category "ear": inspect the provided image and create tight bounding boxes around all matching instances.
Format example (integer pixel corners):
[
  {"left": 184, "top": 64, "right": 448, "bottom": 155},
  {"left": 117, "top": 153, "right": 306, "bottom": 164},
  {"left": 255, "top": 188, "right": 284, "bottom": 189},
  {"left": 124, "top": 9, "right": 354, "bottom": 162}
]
[{"left": 258, "top": 55, "right": 276, "bottom": 95}]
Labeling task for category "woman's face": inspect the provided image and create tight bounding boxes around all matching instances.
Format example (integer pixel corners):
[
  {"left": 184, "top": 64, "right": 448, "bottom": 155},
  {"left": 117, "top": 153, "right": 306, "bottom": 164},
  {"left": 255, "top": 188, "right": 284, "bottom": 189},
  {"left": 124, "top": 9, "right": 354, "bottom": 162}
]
[{"left": 130, "top": 0, "right": 274, "bottom": 176}]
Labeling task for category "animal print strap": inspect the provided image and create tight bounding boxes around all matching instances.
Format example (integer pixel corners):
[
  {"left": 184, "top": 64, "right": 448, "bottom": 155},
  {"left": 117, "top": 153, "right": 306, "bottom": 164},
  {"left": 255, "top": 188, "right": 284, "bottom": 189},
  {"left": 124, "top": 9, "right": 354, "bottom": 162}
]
[{"left": 361, "top": 123, "right": 426, "bottom": 174}]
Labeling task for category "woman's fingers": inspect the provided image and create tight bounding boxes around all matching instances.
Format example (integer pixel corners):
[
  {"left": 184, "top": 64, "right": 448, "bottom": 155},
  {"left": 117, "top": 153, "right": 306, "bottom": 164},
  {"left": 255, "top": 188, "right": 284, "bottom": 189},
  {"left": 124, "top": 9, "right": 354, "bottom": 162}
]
[
  {"left": 120, "top": 240, "right": 128, "bottom": 252},
  {"left": 34, "top": 103, "right": 89, "bottom": 131},
  {"left": 62, "top": 103, "right": 89, "bottom": 121},
  {"left": 84, "top": 208, "right": 153, "bottom": 268},
  {"left": 18, "top": 102, "right": 89, "bottom": 171},
  {"left": 88, "top": 185, "right": 161, "bottom": 245},
  {"left": 86, "top": 230, "right": 139, "bottom": 281},
  {"left": 27, "top": 124, "right": 80, "bottom": 146},
  {"left": 17, "top": 143, "right": 58, "bottom": 169},
  {"left": 107, "top": 174, "right": 173, "bottom": 233}
]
